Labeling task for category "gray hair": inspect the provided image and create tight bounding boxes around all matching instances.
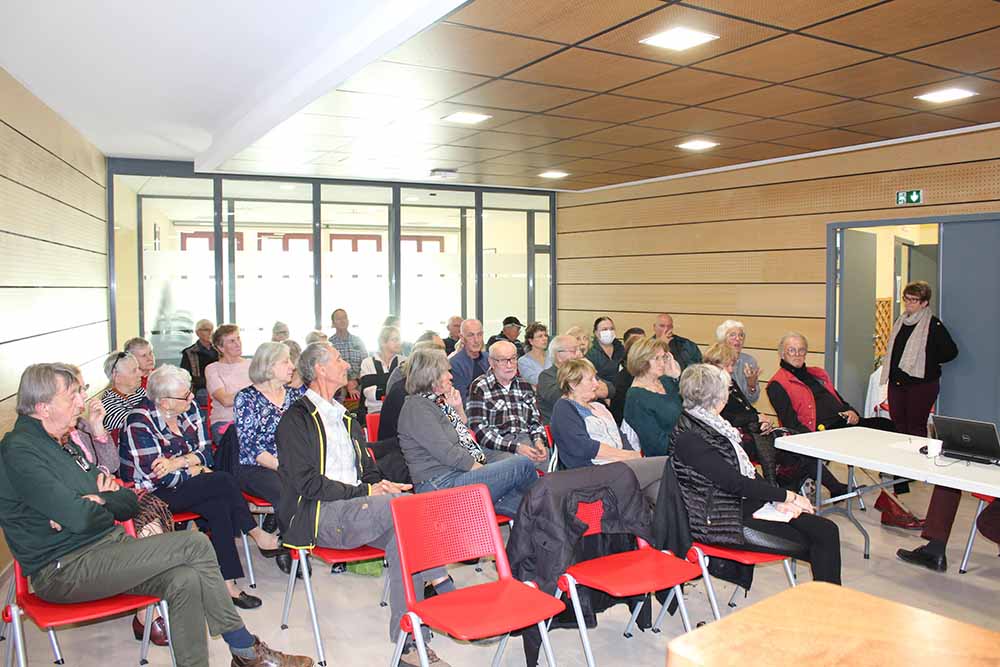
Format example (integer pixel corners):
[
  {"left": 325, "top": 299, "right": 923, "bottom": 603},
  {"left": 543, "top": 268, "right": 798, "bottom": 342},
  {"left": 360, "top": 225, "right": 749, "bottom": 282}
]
[
  {"left": 272, "top": 321, "right": 290, "bottom": 340},
  {"left": 195, "top": 319, "right": 214, "bottom": 331},
  {"left": 487, "top": 339, "right": 516, "bottom": 358},
  {"left": 298, "top": 342, "right": 332, "bottom": 385},
  {"left": 304, "top": 330, "right": 328, "bottom": 345},
  {"left": 146, "top": 365, "right": 192, "bottom": 403},
  {"left": 15, "top": 363, "right": 78, "bottom": 416},
  {"left": 549, "top": 335, "right": 577, "bottom": 357},
  {"left": 415, "top": 330, "right": 439, "bottom": 344},
  {"left": 103, "top": 351, "right": 137, "bottom": 380},
  {"left": 715, "top": 319, "right": 745, "bottom": 341},
  {"left": 679, "top": 364, "right": 729, "bottom": 411},
  {"left": 284, "top": 339, "right": 302, "bottom": 363},
  {"left": 249, "top": 341, "right": 290, "bottom": 385},
  {"left": 123, "top": 336, "right": 151, "bottom": 354},
  {"left": 778, "top": 331, "right": 808, "bottom": 354},
  {"left": 405, "top": 348, "right": 451, "bottom": 395}
]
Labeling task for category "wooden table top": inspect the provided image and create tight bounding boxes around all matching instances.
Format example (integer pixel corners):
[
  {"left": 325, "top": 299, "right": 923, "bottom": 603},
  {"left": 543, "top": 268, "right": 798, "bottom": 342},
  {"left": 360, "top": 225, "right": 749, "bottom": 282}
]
[{"left": 666, "top": 582, "right": 1000, "bottom": 667}]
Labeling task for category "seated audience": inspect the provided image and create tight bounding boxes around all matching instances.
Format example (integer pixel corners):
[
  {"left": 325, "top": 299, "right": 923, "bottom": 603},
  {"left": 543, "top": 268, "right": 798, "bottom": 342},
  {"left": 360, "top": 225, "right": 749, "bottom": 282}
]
[
  {"left": 124, "top": 336, "right": 157, "bottom": 388},
  {"left": 205, "top": 324, "right": 252, "bottom": 444},
  {"left": 468, "top": 341, "right": 549, "bottom": 467},
  {"left": 716, "top": 319, "right": 761, "bottom": 403},
  {"left": 100, "top": 351, "right": 146, "bottom": 431},
  {"left": 65, "top": 365, "right": 117, "bottom": 474},
  {"left": 382, "top": 315, "right": 413, "bottom": 355},
  {"left": 379, "top": 338, "right": 445, "bottom": 443},
  {"left": 397, "top": 348, "right": 537, "bottom": 519},
  {"left": 622, "top": 327, "right": 646, "bottom": 346},
  {"left": 0, "top": 363, "right": 310, "bottom": 667},
  {"left": 609, "top": 332, "right": 645, "bottom": 426},
  {"left": 284, "top": 339, "right": 304, "bottom": 388},
  {"left": 653, "top": 313, "right": 702, "bottom": 370},
  {"left": 443, "top": 315, "right": 462, "bottom": 355},
  {"left": 517, "top": 322, "right": 550, "bottom": 387},
  {"left": 271, "top": 321, "right": 290, "bottom": 342},
  {"left": 623, "top": 337, "right": 682, "bottom": 457},
  {"left": 585, "top": 316, "right": 626, "bottom": 389},
  {"left": 275, "top": 343, "right": 451, "bottom": 667},
  {"left": 550, "top": 359, "right": 665, "bottom": 504},
  {"left": 486, "top": 315, "right": 525, "bottom": 357},
  {"left": 179, "top": 319, "right": 218, "bottom": 403},
  {"left": 328, "top": 308, "right": 366, "bottom": 400},
  {"left": 537, "top": 335, "right": 610, "bottom": 424},
  {"left": 120, "top": 365, "right": 283, "bottom": 610},
  {"left": 304, "top": 330, "right": 328, "bottom": 345},
  {"left": 564, "top": 325, "right": 590, "bottom": 355},
  {"left": 448, "top": 318, "right": 489, "bottom": 404},
  {"left": 386, "top": 331, "right": 441, "bottom": 394},
  {"left": 359, "top": 325, "right": 404, "bottom": 415},
  {"left": 672, "top": 364, "right": 841, "bottom": 584}
]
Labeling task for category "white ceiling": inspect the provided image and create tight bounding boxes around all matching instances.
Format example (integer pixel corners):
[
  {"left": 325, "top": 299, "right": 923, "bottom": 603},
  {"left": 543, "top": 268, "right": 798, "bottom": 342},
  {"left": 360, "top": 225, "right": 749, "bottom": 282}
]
[{"left": 0, "top": 0, "right": 464, "bottom": 166}]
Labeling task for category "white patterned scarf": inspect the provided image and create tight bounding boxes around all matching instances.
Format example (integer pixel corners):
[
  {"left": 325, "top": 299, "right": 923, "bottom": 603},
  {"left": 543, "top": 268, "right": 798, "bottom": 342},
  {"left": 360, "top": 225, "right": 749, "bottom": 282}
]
[
  {"left": 688, "top": 406, "right": 756, "bottom": 479},
  {"left": 421, "top": 392, "right": 486, "bottom": 464},
  {"left": 880, "top": 306, "right": 931, "bottom": 385}
]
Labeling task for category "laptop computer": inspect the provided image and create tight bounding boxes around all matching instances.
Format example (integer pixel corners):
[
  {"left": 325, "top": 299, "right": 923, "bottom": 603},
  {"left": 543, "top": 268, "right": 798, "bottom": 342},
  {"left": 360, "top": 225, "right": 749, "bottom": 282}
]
[{"left": 931, "top": 415, "right": 1000, "bottom": 465}]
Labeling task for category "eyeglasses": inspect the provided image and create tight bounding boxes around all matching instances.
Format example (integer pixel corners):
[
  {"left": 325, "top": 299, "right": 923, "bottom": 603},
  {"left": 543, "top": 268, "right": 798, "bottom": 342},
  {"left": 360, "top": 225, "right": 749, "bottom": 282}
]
[
  {"left": 902, "top": 296, "right": 923, "bottom": 304},
  {"left": 110, "top": 351, "right": 127, "bottom": 376},
  {"left": 490, "top": 356, "right": 518, "bottom": 366},
  {"left": 164, "top": 391, "right": 194, "bottom": 402},
  {"left": 61, "top": 444, "right": 91, "bottom": 472},
  {"left": 785, "top": 348, "right": 808, "bottom": 356},
  {"left": 77, "top": 383, "right": 90, "bottom": 394}
]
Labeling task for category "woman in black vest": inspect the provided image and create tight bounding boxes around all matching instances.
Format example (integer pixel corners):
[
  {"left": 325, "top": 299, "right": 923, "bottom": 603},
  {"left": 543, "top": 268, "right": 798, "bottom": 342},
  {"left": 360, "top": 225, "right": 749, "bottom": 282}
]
[
  {"left": 359, "top": 325, "right": 404, "bottom": 416},
  {"left": 672, "top": 364, "right": 842, "bottom": 584}
]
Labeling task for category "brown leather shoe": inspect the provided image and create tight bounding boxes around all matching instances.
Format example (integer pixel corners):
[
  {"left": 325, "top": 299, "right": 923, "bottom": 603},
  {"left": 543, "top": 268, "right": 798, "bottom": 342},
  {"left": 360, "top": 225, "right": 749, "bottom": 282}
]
[
  {"left": 876, "top": 491, "right": 925, "bottom": 530},
  {"left": 231, "top": 637, "right": 313, "bottom": 667},
  {"left": 132, "top": 614, "right": 169, "bottom": 647}
]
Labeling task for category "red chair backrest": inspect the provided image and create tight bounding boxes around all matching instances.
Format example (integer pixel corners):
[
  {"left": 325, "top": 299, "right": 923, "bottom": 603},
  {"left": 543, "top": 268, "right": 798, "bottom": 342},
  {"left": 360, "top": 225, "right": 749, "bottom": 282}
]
[
  {"left": 574, "top": 498, "right": 650, "bottom": 547},
  {"left": 544, "top": 425, "right": 554, "bottom": 447},
  {"left": 390, "top": 484, "right": 509, "bottom": 607},
  {"left": 366, "top": 413, "right": 380, "bottom": 441}
]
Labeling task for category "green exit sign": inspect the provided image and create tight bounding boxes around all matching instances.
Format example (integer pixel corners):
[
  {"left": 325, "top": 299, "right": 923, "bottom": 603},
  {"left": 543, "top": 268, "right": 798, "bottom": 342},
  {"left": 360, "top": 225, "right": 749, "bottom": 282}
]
[{"left": 896, "top": 189, "right": 923, "bottom": 205}]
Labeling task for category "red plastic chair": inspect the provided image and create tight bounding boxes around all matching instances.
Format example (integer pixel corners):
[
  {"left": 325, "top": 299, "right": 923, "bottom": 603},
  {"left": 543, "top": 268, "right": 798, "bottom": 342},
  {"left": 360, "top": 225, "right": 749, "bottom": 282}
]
[
  {"left": 544, "top": 425, "right": 559, "bottom": 473},
  {"left": 366, "top": 413, "right": 381, "bottom": 441},
  {"left": 388, "top": 484, "right": 565, "bottom": 667},
  {"left": 554, "top": 500, "right": 702, "bottom": 666},
  {"left": 173, "top": 510, "right": 258, "bottom": 589},
  {"left": 1, "top": 520, "right": 175, "bottom": 667},
  {"left": 960, "top": 493, "right": 996, "bottom": 574},
  {"left": 686, "top": 541, "right": 796, "bottom": 620},
  {"left": 242, "top": 492, "right": 274, "bottom": 530},
  {"left": 279, "top": 544, "right": 390, "bottom": 667}
]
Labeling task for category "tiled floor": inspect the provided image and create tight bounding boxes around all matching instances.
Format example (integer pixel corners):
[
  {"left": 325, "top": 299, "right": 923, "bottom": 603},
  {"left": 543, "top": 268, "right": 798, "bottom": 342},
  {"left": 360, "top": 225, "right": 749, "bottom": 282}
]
[{"left": 4, "top": 475, "right": 998, "bottom": 666}]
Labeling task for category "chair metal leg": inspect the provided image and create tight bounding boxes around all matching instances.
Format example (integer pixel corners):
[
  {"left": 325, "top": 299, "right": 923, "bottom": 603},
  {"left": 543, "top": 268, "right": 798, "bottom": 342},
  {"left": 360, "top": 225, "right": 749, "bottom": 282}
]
[
  {"left": 782, "top": 559, "right": 797, "bottom": 587},
  {"left": 623, "top": 596, "right": 645, "bottom": 638},
  {"left": 158, "top": 601, "right": 178, "bottom": 667},
  {"left": 537, "top": 618, "right": 557, "bottom": 667},
  {"left": 280, "top": 554, "right": 299, "bottom": 629},
  {"left": 960, "top": 499, "right": 988, "bottom": 574},
  {"left": 727, "top": 586, "right": 742, "bottom": 608},
  {"left": 389, "top": 629, "right": 409, "bottom": 667},
  {"left": 563, "top": 575, "right": 596, "bottom": 667},
  {"left": 7, "top": 606, "right": 25, "bottom": 667},
  {"left": 299, "top": 549, "right": 327, "bottom": 666},
  {"left": 547, "top": 446, "right": 559, "bottom": 474},
  {"left": 673, "top": 585, "right": 692, "bottom": 633},
  {"left": 138, "top": 605, "right": 154, "bottom": 665},
  {"left": 48, "top": 628, "right": 64, "bottom": 664},
  {"left": 490, "top": 634, "right": 510, "bottom": 667},
  {"left": 0, "top": 578, "right": 14, "bottom": 641},
  {"left": 380, "top": 570, "right": 390, "bottom": 608},
  {"left": 651, "top": 588, "right": 675, "bottom": 633},
  {"left": 242, "top": 534, "right": 257, "bottom": 589},
  {"left": 692, "top": 547, "right": 721, "bottom": 621},
  {"left": 409, "top": 613, "right": 430, "bottom": 667}
]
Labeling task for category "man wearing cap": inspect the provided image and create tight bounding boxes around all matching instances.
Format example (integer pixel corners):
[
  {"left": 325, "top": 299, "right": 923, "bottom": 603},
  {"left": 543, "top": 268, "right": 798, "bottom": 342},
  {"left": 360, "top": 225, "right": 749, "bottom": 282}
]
[{"left": 487, "top": 316, "right": 525, "bottom": 357}]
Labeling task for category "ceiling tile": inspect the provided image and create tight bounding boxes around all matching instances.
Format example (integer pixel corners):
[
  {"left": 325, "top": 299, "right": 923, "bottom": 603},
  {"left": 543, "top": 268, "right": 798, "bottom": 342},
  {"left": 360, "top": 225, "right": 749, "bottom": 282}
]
[
  {"left": 486, "top": 152, "right": 578, "bottom": 167},
  {"left": 489, "top": 115, "right": 614, "bottom": 138},
  {"left": 661, "top": 154, "right": 744, "bottom": 169},
  {"left": 794, "top": 58, "right": 955, "bottom": 98},
  {"left": 527, "top": 139, "right": 630, "bottom": 157},
  {"left": 935, "top": 96, "right": 1000, "bottom": 124},
  {"left": 608, "top": 164, "right": 690, "bottom": 178},
  {"left": 556, "top": 157, "right": 644, "bottom": 173},
  {"left": 684, "top": 0, "right": 880, "bottom": 30},
  {"left": 576, "top": 124, "right": 685, "bottom": 146},
  {"left": 263, "top": 114, "right": 384, "bottom": 140},
  {"left": 867, "top": 76, "right": 1000, "bottom": 111},
  {"left": 451, "top": 131, "right": 555, "bottom": 151},
  {"left": 424, "top": 146, "right": 508, "bottom": 162},
  {"left": 617, "top": 67, "right": 768, "bottom": 104},
  {"left": 374, "top": 122, "right": 482, "bottom": 145},
  {"left": 902, "top": 28, "right": 1000, "bottom": 74},
  {"left": 383, "top": 22, "right": 562, "bottom": 76},
  {"left": 700, "top": 34, "right": 875, "bottom": 82},
  {"left": 708, "top": 118, "right": 822, "bottom": 141},
  {"left": 598, "top": 146, "right": 683, "bottom": 163},
  {"left": 303, "top": 90, "right": 431, "bottom": 120},
  {"left": 508, "top": 48, "right": 674, "bottom": 91},
  {"left": 458, "top": 162, "right": 533, "bottom": 176},
  {"left": 416, "top": 103, "right": 529, "bottom": 130},
  {"left": 339, "top": 61, "right": 488, "bottom": 100},
  {"left": 804, "top": 0, "right": 1000, "bottom": 54},
  {"left": 778, "top": 100, "right": 908, "bottom": 126},
  {"left": 582, "top": 5, "right": 783, "bottom": 65},
  {"left": 450, "top": 79, "right": 591, "bottom": 112},
  {"left": 714, "top": 142, "right": 805, "bottom": 160},
  {"left": 634, "top": 107, "right": 756, "bottom": 132},
  {"left": 445, "top": 0, "right": 664, "bottom": 44},
  {"left": 547, "top": 94, "right": 681, "bottom": 123},
  {"left": 777, "top": 128, "right": 886, "bottom": 150},
  {"left": 706, "top": 85, "right": 847, "bottom": 116},
  {"left": 846, "top": 113, "right": 973, "bottom": 138}
]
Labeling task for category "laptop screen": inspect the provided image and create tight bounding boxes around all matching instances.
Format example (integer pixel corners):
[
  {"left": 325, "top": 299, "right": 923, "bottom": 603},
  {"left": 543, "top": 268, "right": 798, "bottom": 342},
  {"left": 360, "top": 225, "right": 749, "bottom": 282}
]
[{"left": 933, "top": 416, "right": 1000, "bottom": 459}]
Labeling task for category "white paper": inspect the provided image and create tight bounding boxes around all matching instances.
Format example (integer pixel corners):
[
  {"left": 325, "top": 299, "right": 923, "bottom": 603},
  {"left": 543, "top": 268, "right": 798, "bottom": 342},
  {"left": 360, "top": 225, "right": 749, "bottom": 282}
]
[
  {"left": 752, "top": 502, "right": 794, "bottom": 523},
  {"left": 888, "top": 438, "right": 926, "bottom": 453}
]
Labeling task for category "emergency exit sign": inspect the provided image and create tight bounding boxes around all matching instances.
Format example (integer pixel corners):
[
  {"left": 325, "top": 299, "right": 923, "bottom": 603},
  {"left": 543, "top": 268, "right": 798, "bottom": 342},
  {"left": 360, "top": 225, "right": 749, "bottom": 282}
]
[{"left": 896, "top": 189, "right": 923, "bottom": 205}]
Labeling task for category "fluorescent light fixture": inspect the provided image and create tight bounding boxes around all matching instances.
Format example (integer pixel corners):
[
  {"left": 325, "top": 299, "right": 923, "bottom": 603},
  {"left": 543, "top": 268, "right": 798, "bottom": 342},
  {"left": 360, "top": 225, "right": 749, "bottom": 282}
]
[
  {"left": 640, "top": 27, "right": 719, "bottom": 51},
  {"left": 677, "top": 139, "right": 719, "bottom": 151},
  {"left": 443, "top": 111, "right": 493, "bottom": 124},
  {"left": 914, "top": 88, "right": 977, "bottom": 103},
  {"left": 539, "top": 170, "right": 569, "bottom": 179}
]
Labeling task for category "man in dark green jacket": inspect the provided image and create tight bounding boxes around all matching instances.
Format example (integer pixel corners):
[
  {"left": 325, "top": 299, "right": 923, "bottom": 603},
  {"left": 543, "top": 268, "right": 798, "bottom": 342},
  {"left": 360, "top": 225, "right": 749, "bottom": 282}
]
[
  {"left": 0, "top": 363, "right": 310, "bottom": 667},
  {"left": 653, "top": 313, "right": 703, "bottom": 370}
]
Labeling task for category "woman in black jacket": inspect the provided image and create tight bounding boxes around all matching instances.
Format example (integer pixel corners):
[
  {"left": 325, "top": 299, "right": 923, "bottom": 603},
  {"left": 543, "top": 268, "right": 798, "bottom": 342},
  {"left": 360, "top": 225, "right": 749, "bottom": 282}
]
[{"left": 672, "top": 364, "right": 842, "bottom": 584}]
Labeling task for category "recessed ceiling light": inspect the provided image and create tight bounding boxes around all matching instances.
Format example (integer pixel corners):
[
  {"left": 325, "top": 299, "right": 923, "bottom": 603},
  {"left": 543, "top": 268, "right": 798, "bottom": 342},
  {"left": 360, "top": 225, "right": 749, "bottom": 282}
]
[
  {"left": 640, "top": 27, "right": 719, "bottom": 51},
  {"left": 677, "top": 139, "right": 719, "bottom": 151},
  {"left": 279, "top": 183, "right": 296, "bottom": 190},
  {"left": 443, "top": 111, "right": 493, "bottom": 124},
  {"left": 914, "top": 88, "right": 977, "bottom": 103},
  {"left": 539, "top": 171, "right": 569, "bottom": 179}
]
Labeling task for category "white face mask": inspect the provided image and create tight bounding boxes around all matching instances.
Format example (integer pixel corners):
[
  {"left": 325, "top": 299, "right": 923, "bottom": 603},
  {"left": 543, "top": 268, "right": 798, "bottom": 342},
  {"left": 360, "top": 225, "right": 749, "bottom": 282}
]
[{"left": 597, "top": 329, "right": 616, "bottom": 345}]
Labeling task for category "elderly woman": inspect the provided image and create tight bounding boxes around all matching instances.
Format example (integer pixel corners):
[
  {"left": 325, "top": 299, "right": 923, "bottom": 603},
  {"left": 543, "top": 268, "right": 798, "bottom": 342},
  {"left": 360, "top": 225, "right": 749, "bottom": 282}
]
[
  {"left": 517, "top": 322, "right": 549, "bottom": 387},
  {"left": 65, "top": 365, "right": 118, "bottom": 474},
  {"left": 672, "top": 364, "right": 841, "bottom": 584},
  {"left": 397, "top": 348, "right": 536, "bottom": 518},
  {"left": 359, "top": 325, "right": 405, "bottom": 415},
  {"left": 585, "top": 316, "right": 625, "bottom": 388},
  {"left": 716, "top": 319, "right": 761, "bottom": 403},
  {"left": 120, "top": 365, "right": 284, "bottom": 610},
  {"left": 124, "top": 337, "right": 156, "bottom": 387},
  {"left": 204, "top": 324, "right": 251, "bottom": 445},
  {"left": 271, "top": 321, "right": 290, "bottom": 342},
  {"left": 623, "top": 337, "right": 682, "bottom": 457},
  {"left": 100, "top": 351, "right": 146, "bottom": 431}
]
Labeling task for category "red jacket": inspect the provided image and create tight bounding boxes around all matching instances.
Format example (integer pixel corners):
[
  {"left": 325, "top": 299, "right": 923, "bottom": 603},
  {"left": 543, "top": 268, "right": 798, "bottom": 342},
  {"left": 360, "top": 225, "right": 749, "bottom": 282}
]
[{"left": 768, "top": 366, "right": 843, "bottom": 432}]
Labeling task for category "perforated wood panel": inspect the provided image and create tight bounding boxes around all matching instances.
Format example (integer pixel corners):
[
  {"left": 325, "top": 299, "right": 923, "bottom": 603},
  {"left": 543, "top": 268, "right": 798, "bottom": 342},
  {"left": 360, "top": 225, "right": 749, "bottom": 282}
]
[{"left": 874, "top": 298, "right": 893, "bottom": 361}]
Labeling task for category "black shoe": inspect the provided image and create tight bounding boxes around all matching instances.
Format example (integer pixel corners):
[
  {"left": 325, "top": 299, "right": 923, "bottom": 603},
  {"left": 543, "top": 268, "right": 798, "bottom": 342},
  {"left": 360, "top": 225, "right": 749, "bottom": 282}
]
[
  {"left": 231, "top": 591, "right": 263, "bottom": 609},
  {"left": 261, "top": 514, "right": 278, "bottom": 534},
  {"left": 257, "top": 545, "right": 284, "bottom": 559},
  {"left": 330, "top": 562, "right": 347, "bottom": 574},
  {"left": 276, "top": 553, "right": 311, "bottom": 579},
  {"left": 423, "top": 582, "right": 438, "bottom": 599},
  {"left": 896, "top": 545, "right": 947, "bottom": 572}
]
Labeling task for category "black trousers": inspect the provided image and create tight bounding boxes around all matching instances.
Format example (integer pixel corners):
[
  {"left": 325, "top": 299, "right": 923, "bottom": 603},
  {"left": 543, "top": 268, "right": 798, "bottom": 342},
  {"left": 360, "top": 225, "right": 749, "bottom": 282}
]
[
  {"left": 236, "top": 464, "right": 282, "bottom": 508},
  {"left": 155, "top": 471, "right": 256, "bottom": 581},
  {"left": 739, "top": 505, "right": 842, "bottom": 585}
]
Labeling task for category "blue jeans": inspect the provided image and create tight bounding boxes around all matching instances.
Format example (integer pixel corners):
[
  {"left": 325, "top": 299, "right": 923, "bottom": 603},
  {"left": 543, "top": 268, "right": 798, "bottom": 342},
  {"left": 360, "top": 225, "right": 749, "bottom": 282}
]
[{"left": 415, "top": 449, "right": 537, "bottom": 518}]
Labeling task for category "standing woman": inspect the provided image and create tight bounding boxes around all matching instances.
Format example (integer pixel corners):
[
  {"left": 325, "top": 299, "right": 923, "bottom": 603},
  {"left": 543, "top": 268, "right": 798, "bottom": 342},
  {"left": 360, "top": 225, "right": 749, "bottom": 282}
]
[
  {"left": 585, "top": 316, "right": 625, "bottom": 389},
  {"left": 716, "top": 320, "right": 761, "bottom": 404},
  {"left": 359, "top": 325, "right": 405, "bottom": 415},
  {"left": 518, "top": 323, "right": 550, "bottom": 388},
  {"left": 623, "top": 337, "right": 683, "bottom": 457}
]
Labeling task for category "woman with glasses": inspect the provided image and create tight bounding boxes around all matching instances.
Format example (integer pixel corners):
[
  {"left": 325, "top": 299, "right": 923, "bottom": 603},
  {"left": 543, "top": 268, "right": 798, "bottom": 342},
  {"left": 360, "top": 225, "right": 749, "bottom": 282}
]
[
  {"left": 99, "top": 351, "right": 146, "bottom": 431},
  {"left": 623, "top": 336, "right": 682, "bottom": 457},
  {"left": 119, "top": 365, "right": 284, "bottom": 610},
  {"left": 715, "top": 319, "right": 761, "bottom": 404},
  {"left": 358, "top": 325, "right": 405, "bottom": 416}
]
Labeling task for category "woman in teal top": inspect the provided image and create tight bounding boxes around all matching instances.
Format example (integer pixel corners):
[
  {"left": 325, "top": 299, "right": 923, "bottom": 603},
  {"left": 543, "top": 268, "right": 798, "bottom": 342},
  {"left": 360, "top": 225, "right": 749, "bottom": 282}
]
[
  {"left": 623, "top": 336, "right": 682, "bottom": 457},
  {"left": 585, "top": 316, "right": 625, "bottom": 387}
]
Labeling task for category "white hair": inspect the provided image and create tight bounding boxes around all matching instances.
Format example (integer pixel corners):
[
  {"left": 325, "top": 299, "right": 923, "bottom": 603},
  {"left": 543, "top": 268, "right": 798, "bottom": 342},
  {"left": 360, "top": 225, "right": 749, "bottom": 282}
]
[
  {"left": 715, "top": 319, "right": 745, "bottom": 342},
  {"left": 679, "top": 364, "right": 729, "bottom": 411},
  {"left": 146, "top": 365, "right": 192, "bottom": 402}
]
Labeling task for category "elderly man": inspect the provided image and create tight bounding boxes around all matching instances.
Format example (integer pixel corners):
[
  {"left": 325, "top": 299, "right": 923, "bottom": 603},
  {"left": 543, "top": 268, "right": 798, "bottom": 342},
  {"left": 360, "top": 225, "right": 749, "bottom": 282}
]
[
  {"left": 486, "top": 316, "right": 525, "bottom": 357},
  {"left": 328, "top": 308, "right": 367, "bottom": 401},
  {"left": 442, "top": 315, "right": 462, "bottom": 355},
  {"left": 448, "top": 318, "right": 490, "bottom": 404},
  {"left": 0, "top": 363, "right": 311, "bottom": 667},
  {"left": 275, "top": 343, "right": 452, "bottom": 667},
  {"left": 467, "top": 341, "right": 548, "bottom": 466},
  {"left": 180, "top": 319, "right": 218, "bottom": 403},
  {"left": 125, "top": 336, "right": 156, "bottom": 387},
  {"left": 652, "top": 313, "right": 702, "bottom": 370},
  {"left": 536, "top": 335, "right": 612, "bottom": 424}
]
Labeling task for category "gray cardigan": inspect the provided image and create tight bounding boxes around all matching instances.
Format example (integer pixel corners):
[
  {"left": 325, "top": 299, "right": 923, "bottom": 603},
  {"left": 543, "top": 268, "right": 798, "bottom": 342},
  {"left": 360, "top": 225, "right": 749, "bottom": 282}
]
[{"left": 397, "top": 394, "right": 476, "bottom": 484}]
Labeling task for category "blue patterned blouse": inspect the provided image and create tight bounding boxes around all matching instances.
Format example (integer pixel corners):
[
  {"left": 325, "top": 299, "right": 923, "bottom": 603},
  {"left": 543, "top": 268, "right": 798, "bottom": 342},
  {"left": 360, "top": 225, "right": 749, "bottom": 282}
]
[{"left": 234, "top": 384, "right": 305, "bottom": 466}]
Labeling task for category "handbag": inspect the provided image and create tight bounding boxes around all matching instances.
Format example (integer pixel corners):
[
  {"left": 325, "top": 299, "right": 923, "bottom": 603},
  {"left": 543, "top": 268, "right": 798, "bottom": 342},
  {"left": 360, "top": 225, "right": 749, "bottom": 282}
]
[{"left": 133, "top": 488, "right": 174, "bottom": 538}]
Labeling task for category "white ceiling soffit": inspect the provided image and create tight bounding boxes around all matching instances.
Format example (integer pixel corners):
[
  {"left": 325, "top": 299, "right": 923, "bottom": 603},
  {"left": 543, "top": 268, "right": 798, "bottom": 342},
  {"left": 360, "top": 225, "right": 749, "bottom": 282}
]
[{"left": 0, "top": 0, "right": 465, "bottom": 168}]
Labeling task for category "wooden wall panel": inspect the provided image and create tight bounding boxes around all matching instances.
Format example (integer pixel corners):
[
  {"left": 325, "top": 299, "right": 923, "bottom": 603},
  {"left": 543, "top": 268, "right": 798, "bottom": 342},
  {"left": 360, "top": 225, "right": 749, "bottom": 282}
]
[
  {"left": 0, "top": 288, "right": 109, "bottom": 343},
  {"left": 0, "top": 322, "right": 108, "bottom": 400},
  {"left": 559, "top": 283, "right": 826, "bottom": 317},
  {"left": 0, "top": 177, "right": 105, "bottom": 253},
  {"left": 0, "top": 234, "right": 106, "bottom": 287}
]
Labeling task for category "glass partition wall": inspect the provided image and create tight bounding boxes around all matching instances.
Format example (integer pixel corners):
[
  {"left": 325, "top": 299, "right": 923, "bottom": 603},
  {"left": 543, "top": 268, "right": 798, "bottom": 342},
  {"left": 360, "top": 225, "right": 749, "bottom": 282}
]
[{"left": 109, "top": 161, "right": 555, "bottom": 362}]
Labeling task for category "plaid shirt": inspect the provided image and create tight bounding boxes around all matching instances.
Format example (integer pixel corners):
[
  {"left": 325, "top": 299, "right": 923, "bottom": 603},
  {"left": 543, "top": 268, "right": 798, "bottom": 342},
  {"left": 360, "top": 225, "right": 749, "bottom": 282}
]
[
  {"left": 467, "top": 369, "right": 546, "bottom": 452},
  {"left": 119, "top": 398, "right": 210, "bottom": 491},
  {"left": 329, "top": 332, "right": 368, "bottom": 380}
]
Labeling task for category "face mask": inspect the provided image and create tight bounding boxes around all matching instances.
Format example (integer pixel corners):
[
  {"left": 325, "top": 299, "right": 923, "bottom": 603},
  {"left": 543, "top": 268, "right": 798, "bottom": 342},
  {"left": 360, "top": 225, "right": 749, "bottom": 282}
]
[{"left": 597, "top": 329, "right": 616, "bottom": 345}]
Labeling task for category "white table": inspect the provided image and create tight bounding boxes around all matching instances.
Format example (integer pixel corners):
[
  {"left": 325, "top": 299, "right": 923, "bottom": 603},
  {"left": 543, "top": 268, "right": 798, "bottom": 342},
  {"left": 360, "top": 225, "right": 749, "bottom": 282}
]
[{"left": 776, "top": 427, "right": 1000, "bottom": 558}]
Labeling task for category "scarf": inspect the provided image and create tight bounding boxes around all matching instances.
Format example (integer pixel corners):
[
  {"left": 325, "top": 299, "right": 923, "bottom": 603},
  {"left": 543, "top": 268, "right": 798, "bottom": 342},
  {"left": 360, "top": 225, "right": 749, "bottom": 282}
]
[
  {"left": 880, "top": 306, "right": 932, "bottom": 385},
  {"left": 421, "top": 392, "right": 486, "bottom": 464},
  {"left": 688, "top": 406, "right": 756, "bottom": 479}
]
